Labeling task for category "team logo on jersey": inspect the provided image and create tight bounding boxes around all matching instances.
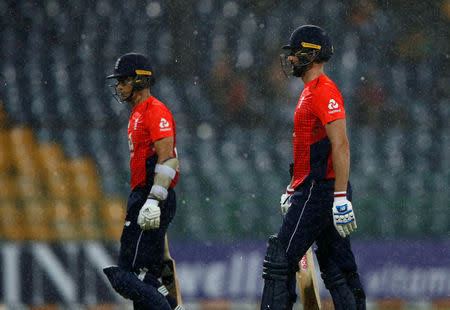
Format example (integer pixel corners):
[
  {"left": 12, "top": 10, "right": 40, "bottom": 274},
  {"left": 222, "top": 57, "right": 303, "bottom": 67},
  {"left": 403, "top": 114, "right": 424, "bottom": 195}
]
[
  {"left": 328, "top": 99, "right": 342, "bottom": 114},
  {"left": 159, "top": 118, "right": 171, "bottom": 131}
]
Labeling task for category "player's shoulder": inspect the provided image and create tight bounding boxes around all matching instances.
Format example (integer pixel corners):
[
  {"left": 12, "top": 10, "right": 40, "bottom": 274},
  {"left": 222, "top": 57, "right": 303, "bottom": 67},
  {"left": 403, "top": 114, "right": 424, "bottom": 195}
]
[
  {"left": 314, "top": 75, "right": 339, "bottom": 92},
  {"left": 148, "top": 96, "right": 166, "bottom": 108},
  {"left": 146, "top": 96, "right": 171, "bottom": 113},
  {"left": 311, "top": 75, "right": 342, "bottom": 100}
]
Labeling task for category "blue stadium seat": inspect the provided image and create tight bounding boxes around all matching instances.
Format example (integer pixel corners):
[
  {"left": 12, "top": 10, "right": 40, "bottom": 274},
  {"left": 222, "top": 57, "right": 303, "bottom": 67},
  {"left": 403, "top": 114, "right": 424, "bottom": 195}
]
[
  {"left": 61, "top": 128, "right": 85, "bottom": 159},
  {"left": 0, "top": 0, "right": 447, "bottom": 240}
]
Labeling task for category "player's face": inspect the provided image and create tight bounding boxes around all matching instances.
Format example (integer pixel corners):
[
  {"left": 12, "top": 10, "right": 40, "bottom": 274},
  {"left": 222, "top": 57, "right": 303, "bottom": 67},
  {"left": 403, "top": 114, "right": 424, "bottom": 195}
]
[
  {"left": 289, "top": 48, "right": 318, "bottom": 77},
  {"left": 281, "top": 48, "right": 310, "bottom": 78},
  {"left": 280, "top": 52, "right": 296, "bottom": 77},
  {"left": 285, "top": 52, "right": 306, "bottom": 77},
  {"left": 288, "top": 55, "right": 300, "bottom": 65},
  {"left": 115, "top": 76, "right": 134, "bottom": 100}
]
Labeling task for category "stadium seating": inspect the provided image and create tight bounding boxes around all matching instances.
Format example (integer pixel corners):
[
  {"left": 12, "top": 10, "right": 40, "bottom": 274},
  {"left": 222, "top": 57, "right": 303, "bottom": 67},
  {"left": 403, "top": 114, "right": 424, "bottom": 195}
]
[
  {"left": 75, "top": 198, "right": 103, "bottom": 239},
  {"left": 0, "top": 201, "right": 25, "bottom": 240},
  {"left": 101, "top": 197, "right": 126, "bottom": 240},
  {"left": 0, "top": 124, "right": 126, "bottom": 241},
  {"left": 0, "top": 130, "right": 11, "bottom": 174},
  {"left": 0, "top": 0, "right": 448, "bottom": 241}
]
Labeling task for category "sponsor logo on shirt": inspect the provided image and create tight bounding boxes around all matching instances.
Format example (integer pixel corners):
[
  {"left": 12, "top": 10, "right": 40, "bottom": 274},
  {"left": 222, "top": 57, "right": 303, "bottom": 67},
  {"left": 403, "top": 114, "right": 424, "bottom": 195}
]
[
  {"left": 328, "top": 98, "right": 341, "bottom": 114},
  {"left": 159, "top": 118, "right": 171, "bottom": 131}
]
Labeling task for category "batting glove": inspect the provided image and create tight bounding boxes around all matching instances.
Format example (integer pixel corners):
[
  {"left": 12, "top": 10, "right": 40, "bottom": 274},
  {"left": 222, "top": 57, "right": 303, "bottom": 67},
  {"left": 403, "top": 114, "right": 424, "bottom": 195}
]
[
  {"left": 332, "top": 192, "right": 357, "bottom": 238},
  {"left": 137, "top": 197, "right": 161, "bottom": 230},
  {"left": 280, "top": 186, "right": 295, "bottom": 215}
]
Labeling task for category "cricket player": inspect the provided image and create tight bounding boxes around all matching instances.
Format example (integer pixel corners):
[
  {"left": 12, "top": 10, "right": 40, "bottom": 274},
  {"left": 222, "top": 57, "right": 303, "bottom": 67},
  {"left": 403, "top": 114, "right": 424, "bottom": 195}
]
[
  {"left": 102, "top": 53, "right": 183, "bottom": 310},
  {"left": 261, "top": 25, "right": 366, "bottom": 310}
]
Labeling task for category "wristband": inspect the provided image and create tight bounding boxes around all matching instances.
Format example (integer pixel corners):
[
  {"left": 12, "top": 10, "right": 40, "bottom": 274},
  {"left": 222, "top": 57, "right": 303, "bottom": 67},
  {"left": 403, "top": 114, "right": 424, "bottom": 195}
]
[
  {"left": 334, "top": 191, "right": 346, "bottom": 198},
  {"left": 155, "top": 164, "right": 176, "bottom": 180},
  {"left": 286, "top": 185, "right": 295, "bottom": 195},
  {"left": 150, "top": 185, "right": 168, "bottom": 200}
]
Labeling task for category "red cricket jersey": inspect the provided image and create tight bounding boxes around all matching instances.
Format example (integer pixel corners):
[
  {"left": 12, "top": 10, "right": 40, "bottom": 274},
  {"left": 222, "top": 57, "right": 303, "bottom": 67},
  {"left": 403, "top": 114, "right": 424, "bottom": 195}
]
[
  {"left": 291, "top": 74, "right": 346, "bottom": 189},
  {"left": 128, "top": 96, "right": 178, "bottom": 189}
]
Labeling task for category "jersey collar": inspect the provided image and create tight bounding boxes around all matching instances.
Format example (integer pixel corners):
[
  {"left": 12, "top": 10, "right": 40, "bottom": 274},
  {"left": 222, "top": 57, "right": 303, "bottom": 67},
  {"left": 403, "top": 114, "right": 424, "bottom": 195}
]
[
  {"left": 304, "top": 74, "right": 325, "bottom": 89},
  {"left": 132, "top": 96, "right": 154, "bottom": 112}
]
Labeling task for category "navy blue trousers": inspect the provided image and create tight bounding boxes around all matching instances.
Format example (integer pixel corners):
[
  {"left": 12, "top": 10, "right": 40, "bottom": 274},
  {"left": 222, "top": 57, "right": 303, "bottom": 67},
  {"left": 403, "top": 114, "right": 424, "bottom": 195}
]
[
  {"left": 277, "top": 179, "right": 359, "bottom": 294},
  {"left": 118, "top": 186, "right": 176, "bottom": 279}
]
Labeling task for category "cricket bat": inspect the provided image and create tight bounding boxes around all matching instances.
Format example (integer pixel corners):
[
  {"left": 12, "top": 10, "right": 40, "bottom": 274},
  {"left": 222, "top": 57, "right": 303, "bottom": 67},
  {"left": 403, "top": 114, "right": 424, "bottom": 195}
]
[
  {"left": 296, "top": 247, "right": 321, "bottom": 310},
  {"left": 162, "top": 235, "right": 183, "bottom": 306}
]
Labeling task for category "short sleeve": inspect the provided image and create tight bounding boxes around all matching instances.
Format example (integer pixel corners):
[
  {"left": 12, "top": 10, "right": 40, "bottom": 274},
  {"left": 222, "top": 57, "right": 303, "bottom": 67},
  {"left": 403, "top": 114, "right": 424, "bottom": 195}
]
[
  {"left": 311, "top": 89, "right": 346, "bottom": 125},
  {"left": 144, "top": 105, "right": 175, "bottom": 141}
]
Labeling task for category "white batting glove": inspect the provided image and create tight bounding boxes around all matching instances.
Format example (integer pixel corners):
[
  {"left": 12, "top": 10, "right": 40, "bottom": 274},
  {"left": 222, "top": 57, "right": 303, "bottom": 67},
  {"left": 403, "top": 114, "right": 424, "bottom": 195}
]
[
  {"left": 137, "top": 197, "right": 161, "bottom": 230},
  {"left": 280, "top": 194, "right": 291, "bottom": 215},
  {"left": 280, "top": 186, "right": 295, "bottom": 215},
  {"left": 332, "top": 192, "right": 357, "bottom": 238}
]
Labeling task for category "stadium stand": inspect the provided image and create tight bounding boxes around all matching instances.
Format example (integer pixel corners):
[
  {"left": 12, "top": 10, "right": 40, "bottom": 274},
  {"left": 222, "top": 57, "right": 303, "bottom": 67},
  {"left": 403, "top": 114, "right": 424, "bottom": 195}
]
[
  {"left": 0, "top": 0, "right": 448, "bottom": 242},
  {"left": 0, "top": 122, "right": 127, "bottom": 241}
]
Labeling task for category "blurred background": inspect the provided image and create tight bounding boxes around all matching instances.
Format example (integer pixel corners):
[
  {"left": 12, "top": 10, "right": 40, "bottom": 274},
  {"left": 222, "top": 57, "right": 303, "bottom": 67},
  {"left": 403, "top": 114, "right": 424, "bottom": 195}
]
[{"left": 0, "top": 0, "right": 449, "bottom": 309}]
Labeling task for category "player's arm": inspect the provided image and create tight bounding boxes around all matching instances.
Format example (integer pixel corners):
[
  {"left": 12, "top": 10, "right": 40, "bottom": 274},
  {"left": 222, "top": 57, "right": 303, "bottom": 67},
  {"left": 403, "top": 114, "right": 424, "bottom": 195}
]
[
  {"left": 325, "top": 118, "right": 356, "bottom": 238},
  {"left": 324, "top": 118, "right": 350, "bottom": 192},
  {"left": 154, "top": 136, "right": 174, "bottom": 164},
  {"left": 150, "top": 136, "right": 178, "bottom": 200},
  {"left": 138, "top": 136, "right": 179, "bottom": 230}
]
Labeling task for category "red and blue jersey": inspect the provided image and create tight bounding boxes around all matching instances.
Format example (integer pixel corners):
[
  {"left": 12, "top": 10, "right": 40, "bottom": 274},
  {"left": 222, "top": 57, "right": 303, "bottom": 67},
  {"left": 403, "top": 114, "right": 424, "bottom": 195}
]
[
  {"left": 291, "top": 74, "right": 346, "bottom": 189},
  {"left": 127, "top": 96, "right": 178, "bottom": 189}
]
